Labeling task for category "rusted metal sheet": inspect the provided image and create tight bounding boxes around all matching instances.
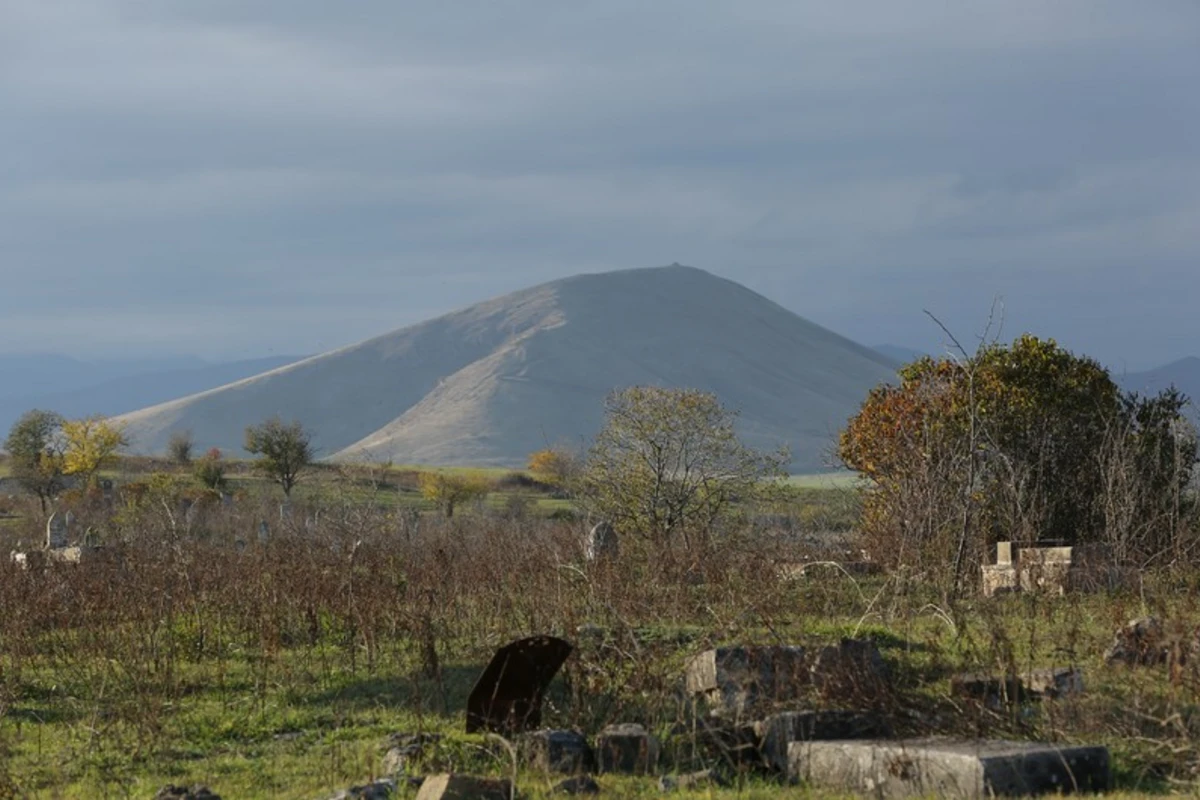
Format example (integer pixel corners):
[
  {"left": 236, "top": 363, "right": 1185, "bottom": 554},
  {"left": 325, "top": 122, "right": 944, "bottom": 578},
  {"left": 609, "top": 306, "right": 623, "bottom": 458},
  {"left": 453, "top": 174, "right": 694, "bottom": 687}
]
[{"left": 466, "top": 635, "right": 573, "bottom": 735}]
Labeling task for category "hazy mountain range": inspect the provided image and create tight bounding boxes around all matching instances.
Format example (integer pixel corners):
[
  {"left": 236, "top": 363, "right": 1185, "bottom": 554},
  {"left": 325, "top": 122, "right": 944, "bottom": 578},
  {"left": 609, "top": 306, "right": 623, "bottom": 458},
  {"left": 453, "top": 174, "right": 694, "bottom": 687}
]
[{"left": 2, "top": 266, "right": 1195, "bottom": 468}]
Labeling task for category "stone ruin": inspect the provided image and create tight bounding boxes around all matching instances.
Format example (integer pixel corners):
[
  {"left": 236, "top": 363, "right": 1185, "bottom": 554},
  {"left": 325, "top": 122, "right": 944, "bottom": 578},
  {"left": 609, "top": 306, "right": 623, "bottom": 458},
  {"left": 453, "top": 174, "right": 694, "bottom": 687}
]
[
  {"left": 980, "top": 540, "right": 1127, "bottom": 597},
  {"left": 10, "top": 511, "right": 92, "bottom": 569}
]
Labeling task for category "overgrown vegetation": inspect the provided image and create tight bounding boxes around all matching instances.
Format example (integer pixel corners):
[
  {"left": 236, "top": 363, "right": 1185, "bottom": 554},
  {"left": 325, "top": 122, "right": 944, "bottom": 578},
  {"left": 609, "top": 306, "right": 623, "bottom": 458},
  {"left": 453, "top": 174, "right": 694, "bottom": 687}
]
[{"left": 1, "top": 371, "right": 1197, "bottom": 798}]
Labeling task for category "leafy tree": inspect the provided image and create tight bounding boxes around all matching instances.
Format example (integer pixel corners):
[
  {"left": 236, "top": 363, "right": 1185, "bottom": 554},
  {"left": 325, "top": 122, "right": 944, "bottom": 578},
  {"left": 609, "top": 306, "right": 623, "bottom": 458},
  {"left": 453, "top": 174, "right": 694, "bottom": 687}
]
[
  {"left": 167, "top": 430, "right": 195, "bottom": 465},
  {"left": 244, "top": 417, "right": 314, "bottom": 498},
  {"left": 418, "top": 471, "right": 491, "bottom": 518},
  {"left": 576, "top": 386, "right": 787, "bottom": 548},
  {"left": 61, "top": 416, "right": 129, "bottom": 488},
  {"left": 4, "top": 409, "right": 66, "bottom": 513},
  {"left": 193, "top": 447, "right": 228, "bottom": 494},
  {"left": 839, "top": 334, "right": 1196, "bottom": 576}
]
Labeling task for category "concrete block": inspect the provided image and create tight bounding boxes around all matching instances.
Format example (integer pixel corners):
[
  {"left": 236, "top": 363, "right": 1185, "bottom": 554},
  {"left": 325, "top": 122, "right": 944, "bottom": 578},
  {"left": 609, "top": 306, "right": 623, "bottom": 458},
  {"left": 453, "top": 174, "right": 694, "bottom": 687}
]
[
  {"left": 756, "top": 710, "right": 892, "bottom": 773},
  {"left": 595, "top": 723, "right": 659, "bottom": 775},
  {"left": 415, "top": 774, "right": 512, "bottom": 800}
]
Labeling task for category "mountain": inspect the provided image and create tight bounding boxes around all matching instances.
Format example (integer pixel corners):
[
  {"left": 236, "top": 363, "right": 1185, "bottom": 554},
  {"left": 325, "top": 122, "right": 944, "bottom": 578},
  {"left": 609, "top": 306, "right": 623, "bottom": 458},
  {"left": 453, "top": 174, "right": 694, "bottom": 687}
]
[
  {"left": 0, "top": 356, "right": 303, "bottom": 437},
  {"left": 872, "top": 345, "right": 925, "bottom": 364},
  {"left": 115, "top": 265, "right": 900, "bottom": 471},
  {"left": 1117, "top": 357, "right": 1200, "bottom": 422}
]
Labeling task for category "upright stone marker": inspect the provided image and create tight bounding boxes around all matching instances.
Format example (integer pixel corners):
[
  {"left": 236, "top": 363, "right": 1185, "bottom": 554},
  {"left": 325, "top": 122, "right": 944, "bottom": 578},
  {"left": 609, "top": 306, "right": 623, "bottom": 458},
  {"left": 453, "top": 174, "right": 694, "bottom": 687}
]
[{"left": 46, "top": 512, "right": 68, "bottom": 549}]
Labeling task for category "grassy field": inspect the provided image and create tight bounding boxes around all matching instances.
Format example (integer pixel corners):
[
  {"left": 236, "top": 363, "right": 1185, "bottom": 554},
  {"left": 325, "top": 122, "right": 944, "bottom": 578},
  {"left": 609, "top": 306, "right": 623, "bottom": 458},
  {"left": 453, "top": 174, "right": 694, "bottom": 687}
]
[{"left": 1, "top": 459, "right": 1196, "bottom": 798}]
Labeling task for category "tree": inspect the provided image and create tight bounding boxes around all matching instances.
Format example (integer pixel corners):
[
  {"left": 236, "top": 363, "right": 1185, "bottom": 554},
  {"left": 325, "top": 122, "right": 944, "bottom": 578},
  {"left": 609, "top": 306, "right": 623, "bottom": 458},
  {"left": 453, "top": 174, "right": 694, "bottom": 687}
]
[
  {"left": 168, "top": 430, "right": 195, "bottom": 465},
  {"left": 418, "top": 471, "right": 491, "bottom": 518},
  {"left": 527, "top": 447, "right": 581, "bottom": 490},
  {"left": 576, "top": 386, "right": 787, "bottom": 548},
  {"left": 839, "top": 334, "right": 1196, "bottom": 575},
  {"left": 244, "top": 417, "right": 314, "bottom": 498},
  {"left": 61, "top": 416, "right": 129, "bottom": 488},
  {"left": 193, "top": 447, "right": 228, "bottom": 495},
  {"left": 4, "top": 409, "right": 66, "bottom": 514}
]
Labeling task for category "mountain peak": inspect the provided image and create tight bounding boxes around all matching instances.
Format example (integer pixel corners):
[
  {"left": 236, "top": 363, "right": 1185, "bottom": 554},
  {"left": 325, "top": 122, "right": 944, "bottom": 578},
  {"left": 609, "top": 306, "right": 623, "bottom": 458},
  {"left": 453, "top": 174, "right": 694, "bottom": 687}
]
[{"left": 115, "top": 266, "right": 898, "bottom": 470}]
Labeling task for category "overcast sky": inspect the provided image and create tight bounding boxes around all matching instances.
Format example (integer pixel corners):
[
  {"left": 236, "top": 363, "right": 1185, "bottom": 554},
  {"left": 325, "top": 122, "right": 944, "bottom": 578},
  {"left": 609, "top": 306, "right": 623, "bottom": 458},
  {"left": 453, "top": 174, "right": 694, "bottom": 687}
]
[{"left": 2, "top": 1, "right": 1197, "bottom": 370}]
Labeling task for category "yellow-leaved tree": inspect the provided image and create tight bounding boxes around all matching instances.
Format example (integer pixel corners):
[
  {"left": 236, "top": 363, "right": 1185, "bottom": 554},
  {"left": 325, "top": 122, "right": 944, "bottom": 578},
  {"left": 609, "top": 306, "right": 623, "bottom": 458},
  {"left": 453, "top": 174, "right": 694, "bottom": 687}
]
[{"left": 61, "top": 416, "right": 129, "bottom": 487}]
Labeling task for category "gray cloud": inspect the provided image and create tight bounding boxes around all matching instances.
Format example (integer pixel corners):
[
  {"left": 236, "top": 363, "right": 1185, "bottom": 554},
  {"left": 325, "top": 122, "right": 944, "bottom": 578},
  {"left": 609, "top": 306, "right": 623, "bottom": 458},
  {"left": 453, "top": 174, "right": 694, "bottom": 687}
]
[{"left": 1, "top": 0, "right": 1197, "bottom": 367}]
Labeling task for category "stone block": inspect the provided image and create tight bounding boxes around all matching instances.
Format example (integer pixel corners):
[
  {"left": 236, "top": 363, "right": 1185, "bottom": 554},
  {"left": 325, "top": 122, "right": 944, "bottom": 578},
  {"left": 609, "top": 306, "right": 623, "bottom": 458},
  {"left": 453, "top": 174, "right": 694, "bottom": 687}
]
[
  {"left": 415, "top": 774, "right": 512, "bottom": 800},
  {"left": 809, "top": 639, "right": 891, "bottom": 704},
  {"left": 685, "top": 646, "right": 809, "bottom": 717},
  {"left": 520, "top": 729, "right": 594, "bottom": 774},
  {"left": 756, "top": 710, "right": 892, "bottom": 773},
  {"left": 595, "top": 723, "right": 659, "bottom": 775},
  {"left": 788, "top": 738, "right": 1111, "bottom": 798}
]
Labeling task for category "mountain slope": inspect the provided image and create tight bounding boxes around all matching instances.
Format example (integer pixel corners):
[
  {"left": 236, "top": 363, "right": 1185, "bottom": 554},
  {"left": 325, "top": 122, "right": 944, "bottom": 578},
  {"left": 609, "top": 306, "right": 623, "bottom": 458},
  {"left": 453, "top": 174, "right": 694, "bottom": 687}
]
[
  {"left": 1118, "top": 357, "right": 1200, "bottom": 422},
  {"left": 116, "top": 265, "right": 899, "bottom": 470}
]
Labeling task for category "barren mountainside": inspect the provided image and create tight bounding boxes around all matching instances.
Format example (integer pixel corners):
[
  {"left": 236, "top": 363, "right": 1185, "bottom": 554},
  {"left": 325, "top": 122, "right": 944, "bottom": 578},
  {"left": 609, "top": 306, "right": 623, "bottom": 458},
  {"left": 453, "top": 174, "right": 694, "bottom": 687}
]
[{"left": 115, "top": 265, "right": 900, "bottom": 471}]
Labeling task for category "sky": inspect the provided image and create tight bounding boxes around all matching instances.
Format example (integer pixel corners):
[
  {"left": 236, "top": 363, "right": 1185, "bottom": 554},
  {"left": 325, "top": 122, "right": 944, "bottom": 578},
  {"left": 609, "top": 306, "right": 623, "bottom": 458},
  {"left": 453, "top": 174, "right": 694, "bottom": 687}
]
[{"left": 1, "top": 1, "right": 1197, "bottom": 371}]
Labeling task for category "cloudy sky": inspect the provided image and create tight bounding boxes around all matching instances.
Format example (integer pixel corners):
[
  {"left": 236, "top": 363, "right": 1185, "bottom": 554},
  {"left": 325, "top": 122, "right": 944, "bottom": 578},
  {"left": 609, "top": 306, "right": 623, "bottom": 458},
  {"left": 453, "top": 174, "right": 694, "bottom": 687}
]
[{"left": 2, "top": 1, "right": 1197, "bottom": 369}]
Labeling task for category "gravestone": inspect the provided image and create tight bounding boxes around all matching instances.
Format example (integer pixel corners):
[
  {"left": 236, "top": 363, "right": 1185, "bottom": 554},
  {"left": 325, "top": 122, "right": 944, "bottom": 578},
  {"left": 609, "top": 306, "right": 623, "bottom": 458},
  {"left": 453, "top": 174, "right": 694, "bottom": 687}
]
[
  {"left": 685, "top": 645, "right": 809, "bottom": 718},
  {"left": 465, "top": 635, "right": 573, "bottom": 735},
  {"left": 756, "top": 710, "right": 893, "bottom": 773},
  {"left": 46, "top": 512, "right": 68, "bottom": 549},
  {"left": 585, "top": 521, "right": 618, "bottom": 561}
]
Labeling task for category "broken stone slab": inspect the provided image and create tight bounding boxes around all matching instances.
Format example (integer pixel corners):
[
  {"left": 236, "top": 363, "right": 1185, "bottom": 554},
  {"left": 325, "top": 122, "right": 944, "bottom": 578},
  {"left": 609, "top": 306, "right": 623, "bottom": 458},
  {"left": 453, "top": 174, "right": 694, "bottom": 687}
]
[
  {"left": 519, "top": 729, "right": 595, "bottom": 774},
  {"left": 952, "top": 668, "right": 1084, "bottom": 708},
  {"left": 756, "top": 710, "right": 894, "bottom": 773},
  {"left": 595, "top": 724, "right": 660, "bottom": 775},
  {"left": 685, "top": 646, "right": 809, "bottom": 718},
  {"left": 414, "top": 774, "right": 512, "bottom": 800},
  {"left": 809, "top": 639, "right": 891, "bottom": 704},
  {"left": 788, "top": 738, "right": 1111, "bottom": 798}
]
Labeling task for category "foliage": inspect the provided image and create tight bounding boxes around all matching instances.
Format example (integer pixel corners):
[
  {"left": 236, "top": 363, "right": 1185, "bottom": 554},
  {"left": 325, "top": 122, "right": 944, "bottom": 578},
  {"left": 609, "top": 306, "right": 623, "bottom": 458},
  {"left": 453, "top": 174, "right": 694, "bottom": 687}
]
[
  {"left": 61, "top": 416, "right": 129, "bottom": 487},
  {"left": 3, "top": 409, "right": 66, "bottom": 513},
  {"left": 840, "top": 334, "right": 1197, "bottom": 576},
  {"left": 167, "top": 429, "right": 195, "bottom": 465},
  {"left": 575, "top": 386, "right": 788, "bottom": 548},
  {"left": 418, "top": 471, "right": 491, "bottom": 517},
  {"left": 244, "top": 417, "right": 314, "bottom": 498},
  {"left": 193, "top": 448, "right": 228, "bottom": 494},
  {"left": 527, "top": 447, "right": 581, "bottom": 489}
]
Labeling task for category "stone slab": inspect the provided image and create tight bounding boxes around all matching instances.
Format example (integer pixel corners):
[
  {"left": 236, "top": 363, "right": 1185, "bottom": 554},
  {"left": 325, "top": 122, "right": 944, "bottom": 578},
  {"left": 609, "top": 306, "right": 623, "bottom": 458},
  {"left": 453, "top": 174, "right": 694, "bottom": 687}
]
[
  {"left": 415, "top": 774, "right": 512, "bottom": 800},
  {"left": 685, "top": 646, "right": 809, "bottom": 717},
  {"left": 757, "top": 710, "right": 892, "bottom": 773},
  {"left": 788, "top": 738, "right": 1111, "bottom": 798}
]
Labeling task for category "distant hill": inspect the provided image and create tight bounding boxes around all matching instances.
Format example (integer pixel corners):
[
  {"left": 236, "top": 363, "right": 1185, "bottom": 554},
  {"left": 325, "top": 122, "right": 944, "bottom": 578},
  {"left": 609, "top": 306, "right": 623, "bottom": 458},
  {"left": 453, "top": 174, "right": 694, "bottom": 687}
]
[
  {"left": 1117, "top": 357, "right": 1200, "bottom": 422},
  {"left": 115, "top": 265, "right": 900, "bottom": 471},
  {"left": 872, "top": 345, "right": 925, "bottom": 365},
  {"left": 0, "top": 356, "right": 302, "bottom": 437}
]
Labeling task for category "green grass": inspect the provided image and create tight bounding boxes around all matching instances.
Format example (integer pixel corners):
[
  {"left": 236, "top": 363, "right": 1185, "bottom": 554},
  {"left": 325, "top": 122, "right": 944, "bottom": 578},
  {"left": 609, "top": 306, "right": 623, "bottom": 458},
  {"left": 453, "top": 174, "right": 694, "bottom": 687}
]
[{"left": 784, "top": 471, "right": 863, "bottom": 489}]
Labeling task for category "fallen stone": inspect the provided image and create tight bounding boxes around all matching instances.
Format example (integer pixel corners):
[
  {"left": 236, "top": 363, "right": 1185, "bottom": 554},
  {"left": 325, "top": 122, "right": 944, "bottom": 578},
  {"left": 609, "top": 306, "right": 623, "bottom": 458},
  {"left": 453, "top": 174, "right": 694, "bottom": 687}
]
[
  {"left": 381, "top": 732, "right": 443, "bottom": 775},
  {"left": 685, "top": 646, "right": 809, "bottom": 718},
  {"left": 520, "top": 729, "right": 594, "bottom": 774},
  {"left": 154, "top": 786, "right": 221, "bottom": 800},
  {"left": 809, "top": 638, "right": 891, "bottom": 704},
  {"left": 595, "top": 723, "right": 659, "bottom": 775},
  {"left": 1022, "top": 667, "right": 1084, "bottom": 699},
  {"left": 415, "top": 774, "right": 512, "bottom": 800},
  {"left": 551, "top": 775, "right": 600, "bottom": 795},
  {"left": 789, "top": 738, "right": 1111, "bottom": 797},
  {"left": 658, "top": 769, "right": 726, "bottom": 792},
  {"left": 326, "top": 779, "right": 397, "bottom": 800},
  {"left": 756, "top": 710, "right": 893, "bottom": 773}
]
